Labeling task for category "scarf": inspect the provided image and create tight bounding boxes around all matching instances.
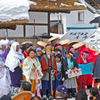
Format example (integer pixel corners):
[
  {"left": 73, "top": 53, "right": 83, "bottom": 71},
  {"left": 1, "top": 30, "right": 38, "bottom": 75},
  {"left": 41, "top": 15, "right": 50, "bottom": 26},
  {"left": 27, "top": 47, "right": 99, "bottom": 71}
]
[{"left": 5, "top": 42, "right": 24, "bottom": 72}]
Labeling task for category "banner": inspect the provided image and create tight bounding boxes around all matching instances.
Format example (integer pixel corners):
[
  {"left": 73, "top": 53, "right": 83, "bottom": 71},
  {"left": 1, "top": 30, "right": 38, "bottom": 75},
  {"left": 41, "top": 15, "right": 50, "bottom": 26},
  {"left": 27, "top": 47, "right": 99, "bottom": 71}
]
[
  {"left": 78, "top": 62, "right": 93, "bottom": 75},
  {"left": 68, "top": 69, "right": 82, "bottom": 78}
]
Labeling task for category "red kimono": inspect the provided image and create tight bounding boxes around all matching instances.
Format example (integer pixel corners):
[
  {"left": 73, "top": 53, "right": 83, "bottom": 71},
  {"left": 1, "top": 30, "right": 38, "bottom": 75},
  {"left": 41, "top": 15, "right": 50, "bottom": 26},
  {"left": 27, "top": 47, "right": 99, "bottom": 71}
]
[
  {"left": 77, "top": 55, "right": 89, "bottom": 91},
  {"left": 40, "top": 56, "right": 57, "bottom": 77},
  {"left": 23, "top": 50, "right": 28, "bottom": 58},
  {"left": 86, "top": 47, "right": 96, "bottom": 86},
  {"left": 78, "top": 44, "right": 86, "bottom": 54}
]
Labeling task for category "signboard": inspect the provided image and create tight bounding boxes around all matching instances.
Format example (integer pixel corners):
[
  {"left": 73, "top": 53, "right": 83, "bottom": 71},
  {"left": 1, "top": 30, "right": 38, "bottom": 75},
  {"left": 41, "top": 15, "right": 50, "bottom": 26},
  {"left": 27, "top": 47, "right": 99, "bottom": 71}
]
[
  {"left": 78, "top": 62, "right": 93, "bottom": 75},
  {"left": 68, "top": 69, "right": 82, "bottom": 78}
]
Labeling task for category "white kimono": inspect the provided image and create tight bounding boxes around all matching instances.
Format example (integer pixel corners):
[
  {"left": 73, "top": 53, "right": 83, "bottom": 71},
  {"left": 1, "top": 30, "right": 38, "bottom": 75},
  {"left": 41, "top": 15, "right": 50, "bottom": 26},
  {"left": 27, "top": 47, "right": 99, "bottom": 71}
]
[
  {"left": 23, "top": 57, "right": 43, "bottom": 83},
  {"left": 0, "top": 50, "right": 11, "bottom": 97}
]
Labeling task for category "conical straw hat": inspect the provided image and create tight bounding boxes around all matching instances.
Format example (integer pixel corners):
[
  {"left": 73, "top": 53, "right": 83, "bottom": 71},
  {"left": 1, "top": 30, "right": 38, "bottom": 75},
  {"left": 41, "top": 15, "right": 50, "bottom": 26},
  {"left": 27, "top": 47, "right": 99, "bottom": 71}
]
[
  {"left": 72, "top": 42, "right": 84, "bottom": 49},
  {"left": 48, "top": 36, "right": 59, "bottom": 42},
  {"left": 88, "top": 45, "right": 96, "bottom": 51},
  {"left": 59, "top": 39, "right": 71, "bottom": 45},
  {"left": 37, "top": 41, "right": 47, "bottom": 47}
]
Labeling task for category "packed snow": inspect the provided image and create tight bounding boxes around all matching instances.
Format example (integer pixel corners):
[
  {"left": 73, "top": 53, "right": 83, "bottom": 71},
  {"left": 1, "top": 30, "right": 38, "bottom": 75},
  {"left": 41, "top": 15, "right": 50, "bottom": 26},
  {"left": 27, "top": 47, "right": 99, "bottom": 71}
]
[{"left": 0, "top": 0, "right": 30, "bottom": 22}]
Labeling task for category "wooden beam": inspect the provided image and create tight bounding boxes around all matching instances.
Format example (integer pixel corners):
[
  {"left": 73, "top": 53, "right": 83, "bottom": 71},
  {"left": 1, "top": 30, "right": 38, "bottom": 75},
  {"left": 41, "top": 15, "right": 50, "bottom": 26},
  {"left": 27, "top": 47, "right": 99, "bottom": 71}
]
[
  {"left": 23, "top": 23, "right": 48, "bottom": 26},
  {"left": 48, "top": 12, "right": 50, "bottom": 36},
  {"left": 29, "top": 10, "right": 70, "bottom": 13},
  {"left": 23, "top": 25, "right": 26, "bottom": 37}
]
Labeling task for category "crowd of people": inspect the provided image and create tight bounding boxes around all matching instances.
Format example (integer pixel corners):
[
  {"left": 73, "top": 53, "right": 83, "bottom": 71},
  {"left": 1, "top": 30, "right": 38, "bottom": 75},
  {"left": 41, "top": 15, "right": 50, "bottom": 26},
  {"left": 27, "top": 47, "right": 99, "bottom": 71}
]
[{"left": 0, "top": 36, "right": 100, "bottom": 100}]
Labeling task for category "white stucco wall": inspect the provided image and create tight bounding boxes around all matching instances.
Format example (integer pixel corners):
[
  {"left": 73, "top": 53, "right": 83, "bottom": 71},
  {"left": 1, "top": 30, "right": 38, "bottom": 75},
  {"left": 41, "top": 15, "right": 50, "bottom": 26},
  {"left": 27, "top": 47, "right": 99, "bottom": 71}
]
[
  {"left": 66, "top": 10, "right": 96, "bottom": 28},
  {"left": 0, "top": 12, "right": 48, "bottom": 37}
]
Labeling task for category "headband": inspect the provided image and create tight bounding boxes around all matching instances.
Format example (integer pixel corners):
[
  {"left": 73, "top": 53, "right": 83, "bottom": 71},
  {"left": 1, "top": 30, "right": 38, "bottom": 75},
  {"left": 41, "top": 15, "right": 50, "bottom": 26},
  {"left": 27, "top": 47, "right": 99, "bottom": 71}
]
[
  {"left": 70, "top": 48, "right": 75, "bottom": 51},
  {"left": 69, "top": 53, "right": 73, "bottom": 56},
  {"left": 83, "top": 52, "right": 89, "bottom": 57},
  {"left": 45, "top": 45, "right": 51, "bottom": 48},
  {"left": 55, "top": 45, "right": 62, "bottom": 49}
]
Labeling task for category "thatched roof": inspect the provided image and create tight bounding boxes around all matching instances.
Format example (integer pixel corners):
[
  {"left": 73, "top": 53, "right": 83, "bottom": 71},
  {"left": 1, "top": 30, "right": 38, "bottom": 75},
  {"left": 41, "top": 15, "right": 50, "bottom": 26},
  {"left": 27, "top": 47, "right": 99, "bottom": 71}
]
[
  {"left": 29, "top": 0, "right": 87, "bottom": 13},
  {"left": 85, "top": 0, "right": 100, "bottom": 9},
  {"left": 0, "top": 19, "right": 29, "bottom": 26},
  {"left": 0, "top": 25, "right": 16, "bottom": 30}
]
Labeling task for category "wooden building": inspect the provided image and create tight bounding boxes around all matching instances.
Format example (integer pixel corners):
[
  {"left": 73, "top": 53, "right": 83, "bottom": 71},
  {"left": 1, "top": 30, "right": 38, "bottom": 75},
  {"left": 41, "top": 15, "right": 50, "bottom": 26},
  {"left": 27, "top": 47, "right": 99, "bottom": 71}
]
[{"left": 0, "top": 0, "right": 86, "bottom": 38}]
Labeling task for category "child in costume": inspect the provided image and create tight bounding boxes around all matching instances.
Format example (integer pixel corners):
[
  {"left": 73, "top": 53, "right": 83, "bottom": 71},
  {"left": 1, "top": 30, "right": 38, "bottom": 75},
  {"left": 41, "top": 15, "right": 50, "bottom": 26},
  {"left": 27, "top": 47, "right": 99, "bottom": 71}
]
[{"left": 62, "top": 50, "right": 78, "bottom": 98}]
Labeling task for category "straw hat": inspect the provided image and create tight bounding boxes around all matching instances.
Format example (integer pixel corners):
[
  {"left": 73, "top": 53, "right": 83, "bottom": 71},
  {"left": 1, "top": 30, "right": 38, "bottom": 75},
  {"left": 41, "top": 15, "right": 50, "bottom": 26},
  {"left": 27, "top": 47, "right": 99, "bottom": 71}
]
[
  {"left": 59, "top": 39, "right": 71, "bottom": 45},
  {"left": 94, "top": 50, "right": 100, "bottom": 55},
  {"left": 88, "top": 45, "right": 96, "bottom": 51},
  {"left": 37, "top": 41, "right": 47, "bottom": 47},
  {"left": 72, "top": 42, "right": 84, "bottom": 49},
  {"left": 21, "top": 42, "right": 27, "bottom": 46},
  {"left": 21, "top": 41, "right": 33, "bottom": 46},
  {"left": 48, "top": 36, "right": 59, "bottom": 42},
  {"left": 69, "top": 41, "right": 78, "bottom": 45}
]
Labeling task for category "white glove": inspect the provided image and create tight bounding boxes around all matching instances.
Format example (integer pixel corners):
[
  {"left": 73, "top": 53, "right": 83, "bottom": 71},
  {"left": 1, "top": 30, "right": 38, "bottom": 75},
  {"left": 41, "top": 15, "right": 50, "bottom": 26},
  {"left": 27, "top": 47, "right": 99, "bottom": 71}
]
[
  {"left": 66, "top": 71, "right": 68, "bottom": 74},
  {"left": 74, "top": 67, "right": 77, "bottom": 70},
  {"left": 62, "top": 77, "right": 65, "bottom": 81},
  {"left": 68, "top": 69, "right": 71, "bottom": 72}
]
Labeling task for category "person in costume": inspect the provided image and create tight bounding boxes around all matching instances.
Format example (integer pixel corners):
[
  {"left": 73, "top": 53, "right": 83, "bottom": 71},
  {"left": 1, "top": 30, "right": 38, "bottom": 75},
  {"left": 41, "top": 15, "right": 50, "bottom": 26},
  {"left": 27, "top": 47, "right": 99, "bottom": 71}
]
[
  {"left": 59, "top": 39, "right": 70, "bottom": 59},
  {"left": 48, "top": 36, "right": 59, "bottom": 47},
  {"left": 69, "top": 46, "right": 77, "bottom": 59},
  {"left": 40, "top": 45, "right": 57, "bottom": 98},
  {"left": 6, "top": 40, "right": 15, "bottom": 54},
  {"left": 23, "top": 49, "right": 43, "bottom": 96},
  {"left": 54, "top": 44, "right": 62, "bottom": 51},
  {"left": 23, "top": 43, "right": 33, "bottom": 58},
  {"left": 86, "top": 46, "right": 96, "bottom": 89},
  {"left": 0, "top": 40, "right": 11, "bottom": 97},
  {"left": 21, "top": 41, "right": 33, "bottom": 53},
  {"left": 72, "top": 42, "right": 85, "bottom": 59},
  {"left": 68, "top": 41, "right": 78, "bottom": 49},
  {"left": 35, "top": 47, "right": 42, "bottom": 62},
  {"left": 5, "top": 42, "right": 24, "bottom": 90},
  {"left": 62, "top": 50, "right": 78, "bottom": 98},
  {"left": 54, "top": 49, "right": 62, "bottom": 57},
  {"left": 37, "top": 41, "right": 47, "bottom": 50},
  {"left": 76, "top": 51, "right": 89, "bottom": 91},
  {"left": 54, "top": 54, "right": 62, "bottom": 91},
  {"left": 48, "top": 36, "right": 59, "bottom": 56}
]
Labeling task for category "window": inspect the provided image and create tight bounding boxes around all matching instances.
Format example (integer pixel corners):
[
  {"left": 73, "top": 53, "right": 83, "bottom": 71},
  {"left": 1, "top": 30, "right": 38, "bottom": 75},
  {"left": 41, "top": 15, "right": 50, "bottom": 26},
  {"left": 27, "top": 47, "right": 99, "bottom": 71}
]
[{"left": 78, "top": 12, "right": 84, "bottom": 22}]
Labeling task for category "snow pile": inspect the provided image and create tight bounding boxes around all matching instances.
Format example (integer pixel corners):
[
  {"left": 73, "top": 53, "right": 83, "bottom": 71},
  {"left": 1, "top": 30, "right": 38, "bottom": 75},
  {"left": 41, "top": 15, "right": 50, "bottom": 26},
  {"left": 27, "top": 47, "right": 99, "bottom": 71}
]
[
  {"left": 45, "top": 6, "right": 49, "bottom": 8},
  {"left": 28, "top": 0, "right": 37, "bottom": 6},
  {"left": 60, "top": 3, "right": 72, "bottom": 7},
  {"left": 74, "top": 0, "right": 86, "bottom": 7},
  {"left": 0, "top": 0, "right": 30, "bottom": 22}
]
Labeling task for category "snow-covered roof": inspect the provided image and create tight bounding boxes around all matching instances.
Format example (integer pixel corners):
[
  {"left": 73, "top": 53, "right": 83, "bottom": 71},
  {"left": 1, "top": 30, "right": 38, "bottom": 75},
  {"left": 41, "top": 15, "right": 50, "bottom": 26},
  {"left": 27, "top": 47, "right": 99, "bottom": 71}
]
[
  {"left": 85, "top": 0, "right": 100, "bottom": 9},
  {"left": 0, "top": 0, "right": 29, "bottom": 25},
  {"left": 29, "top": 0, "right": 87, "bottom": 13}
]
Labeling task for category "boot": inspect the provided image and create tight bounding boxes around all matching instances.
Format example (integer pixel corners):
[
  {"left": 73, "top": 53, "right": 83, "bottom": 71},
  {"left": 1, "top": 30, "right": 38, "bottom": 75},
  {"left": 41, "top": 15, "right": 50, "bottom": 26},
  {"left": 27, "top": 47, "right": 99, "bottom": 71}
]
[
  {"left": 67, "top": 93, "right": 72, "bottom": 98},
  {"left": 72, "top": 92, "right": 76, "bottom": 98}
]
